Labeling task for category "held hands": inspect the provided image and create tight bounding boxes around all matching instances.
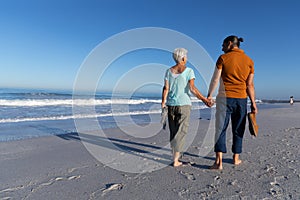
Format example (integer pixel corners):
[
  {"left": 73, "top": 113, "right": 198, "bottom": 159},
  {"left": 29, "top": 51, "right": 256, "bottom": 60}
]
[
  {"left": 162, "top": 97, "right": 215, "bottom": 108},
  {"left": 204, "top": 97, "right": 214, "bottom": 108}
]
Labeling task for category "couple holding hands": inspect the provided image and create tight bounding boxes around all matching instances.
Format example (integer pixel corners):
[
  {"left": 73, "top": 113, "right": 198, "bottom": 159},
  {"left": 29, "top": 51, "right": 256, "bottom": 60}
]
[{"left": 161, "top": 35, "right": 258, "bottom": 170}]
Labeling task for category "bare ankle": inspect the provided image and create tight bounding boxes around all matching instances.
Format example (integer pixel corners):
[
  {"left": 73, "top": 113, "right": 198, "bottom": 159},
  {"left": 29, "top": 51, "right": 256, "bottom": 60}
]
[
  {"left": 210, "top": 163, "right": 223, "bottom": 170},
  {"left": 173, "top": 161, "right": 183, "bottom": 167},
  {"left": 233, "top": 154, "right": 242, "bottom": 165}
]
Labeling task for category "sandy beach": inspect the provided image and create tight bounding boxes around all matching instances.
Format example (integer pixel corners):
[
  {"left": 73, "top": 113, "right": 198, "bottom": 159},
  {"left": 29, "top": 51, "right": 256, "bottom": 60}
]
[{"left": 0, "top": 103, "right": 299, "bottom": 200}]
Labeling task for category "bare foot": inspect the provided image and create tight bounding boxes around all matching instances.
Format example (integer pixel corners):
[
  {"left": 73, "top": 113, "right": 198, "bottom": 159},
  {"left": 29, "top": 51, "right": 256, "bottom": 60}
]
[
  {"left": 209, "top": 163, "right": 222, "bottom": 170},
  {"left": 233, "top": 159, "right": 242, "bottom": 165},
  {"left": 173, "top": 161, "right": 183, "bottom": 167},
  {"left": 233, "top": 154, "right": 242, "bottom": 165}
]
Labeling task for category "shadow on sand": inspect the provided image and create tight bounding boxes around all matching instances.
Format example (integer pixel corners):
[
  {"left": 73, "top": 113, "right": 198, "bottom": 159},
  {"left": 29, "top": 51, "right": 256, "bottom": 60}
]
[{"left": 57, "top": 131, "right": 173, "bottom": 166}]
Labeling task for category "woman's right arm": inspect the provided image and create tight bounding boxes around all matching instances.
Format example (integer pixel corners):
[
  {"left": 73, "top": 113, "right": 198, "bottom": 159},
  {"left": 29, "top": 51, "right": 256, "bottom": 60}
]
[{"left": 161, "top": 79, "right": 169, "bottom": 108}]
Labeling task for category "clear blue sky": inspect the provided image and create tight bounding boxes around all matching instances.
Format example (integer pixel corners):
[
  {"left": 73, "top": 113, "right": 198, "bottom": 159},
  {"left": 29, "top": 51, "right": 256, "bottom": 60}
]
[{"left": 1, "top": 0, "right": 299, "bottom": 99}]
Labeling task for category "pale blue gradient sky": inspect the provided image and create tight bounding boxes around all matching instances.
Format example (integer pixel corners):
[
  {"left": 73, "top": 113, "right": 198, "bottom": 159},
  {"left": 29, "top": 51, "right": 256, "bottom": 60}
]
[{"left": 1, "top": 0, "right": 299, "bottom": 99}]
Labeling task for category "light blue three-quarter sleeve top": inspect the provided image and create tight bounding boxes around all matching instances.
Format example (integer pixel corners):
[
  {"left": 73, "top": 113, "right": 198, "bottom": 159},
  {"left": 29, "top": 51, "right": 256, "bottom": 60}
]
[{"left": 164, "top": 67, "right": 195, "bottom": 106}]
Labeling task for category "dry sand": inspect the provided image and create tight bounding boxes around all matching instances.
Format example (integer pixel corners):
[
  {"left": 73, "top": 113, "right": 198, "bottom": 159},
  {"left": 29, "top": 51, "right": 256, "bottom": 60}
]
[{"left": 0, "top": 104, "right": 299, "bottom": 199}]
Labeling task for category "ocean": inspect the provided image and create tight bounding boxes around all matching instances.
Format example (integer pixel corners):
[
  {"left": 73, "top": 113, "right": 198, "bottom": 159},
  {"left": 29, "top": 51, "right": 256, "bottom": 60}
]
[
  {"left": 0, "top": 88, "right": 209, "bottom": 141},
  {"left": 0, "top": 88, "right": 288, "bottom": 142}
]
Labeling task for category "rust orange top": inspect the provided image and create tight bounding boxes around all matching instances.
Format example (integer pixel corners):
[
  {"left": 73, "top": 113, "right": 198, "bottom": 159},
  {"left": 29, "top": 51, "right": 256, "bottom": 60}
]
[{"left": 216, "top": 48, "right": 254, "bottom": 98}]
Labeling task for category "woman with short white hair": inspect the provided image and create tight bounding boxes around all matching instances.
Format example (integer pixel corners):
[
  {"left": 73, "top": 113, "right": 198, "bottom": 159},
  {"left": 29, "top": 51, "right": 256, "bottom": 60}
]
[{"left": 162, "top": 48, "right": 210, "bottom": 167}]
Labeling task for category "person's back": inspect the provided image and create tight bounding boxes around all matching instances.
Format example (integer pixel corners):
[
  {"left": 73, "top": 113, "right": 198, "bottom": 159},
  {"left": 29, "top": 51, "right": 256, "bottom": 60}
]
[
  {"left": 164, "top": 67, "right": 194, "bottom": 106},
  {"left": 290, "top": 96, "right": 294, "bottom": 105},
  {"left": 162, "top": 48, "right": 209, "bottom": 167},
  {"left": 207, "top": 35, "right": 258, "bottom": 170},
  {"left": 217, "top": 47, "right": 254, "bottom": 98}
]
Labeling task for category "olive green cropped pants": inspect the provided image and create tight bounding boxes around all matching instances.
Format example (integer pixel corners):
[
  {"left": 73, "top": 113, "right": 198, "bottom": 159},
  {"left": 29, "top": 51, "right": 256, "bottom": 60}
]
[{"left": 168, "top": 105, "right": 191, "bottom": 152}]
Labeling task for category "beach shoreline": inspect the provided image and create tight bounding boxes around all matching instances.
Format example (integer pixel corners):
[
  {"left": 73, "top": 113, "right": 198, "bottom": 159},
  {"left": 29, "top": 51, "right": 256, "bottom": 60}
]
[{"left": 1, "top": 103, "right": 299, "bottom": 199}]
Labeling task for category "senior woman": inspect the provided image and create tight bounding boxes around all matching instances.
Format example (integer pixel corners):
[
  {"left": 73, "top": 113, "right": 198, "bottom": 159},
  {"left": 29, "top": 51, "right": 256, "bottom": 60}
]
[{"left": 162, "top": 48, "right": 210, "bottom": 167}]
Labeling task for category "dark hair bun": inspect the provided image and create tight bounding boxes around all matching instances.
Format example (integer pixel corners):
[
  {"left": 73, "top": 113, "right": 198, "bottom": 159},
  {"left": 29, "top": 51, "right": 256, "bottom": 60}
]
[{"left": 238, "top": 37, "right": 244, "bottom": 42}]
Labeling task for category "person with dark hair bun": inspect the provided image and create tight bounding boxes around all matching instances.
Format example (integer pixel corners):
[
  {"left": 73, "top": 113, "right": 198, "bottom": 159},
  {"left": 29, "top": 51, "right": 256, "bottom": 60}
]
[
  {"left": 207, "top": 35, "right": 257, "bottom": 170},
  {"left": 223, "top": 35, "right": 243, "bottom": 48}
]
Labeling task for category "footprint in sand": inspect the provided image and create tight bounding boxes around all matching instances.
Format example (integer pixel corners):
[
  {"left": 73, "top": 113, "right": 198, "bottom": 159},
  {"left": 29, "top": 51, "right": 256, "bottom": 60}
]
[
  {"left": 55, "top": 177, "right": 64, "bottom": 181},
  {"left": 40, "top": 175, "right": 81, "bottom": 187},
  {"left": 67, "top": 175, "right": 81, "bottom": 180},
  {"left": 101, "top": 183, "right": 124, "bottom": 196},
  {"left": 270, "top": 176, "right": 288, "bottom": 197},
  {"left": 180, "top": 171, "right": 196, "bottom": 181},
  {"left": 265, "top": 164, "right": 277, "bottom": 175},
  {"left": 229, "top": 179, "right": 238, "bottom": 186},
  {"left": 0, "top": 185, "right": 24, "bottom": 193}
]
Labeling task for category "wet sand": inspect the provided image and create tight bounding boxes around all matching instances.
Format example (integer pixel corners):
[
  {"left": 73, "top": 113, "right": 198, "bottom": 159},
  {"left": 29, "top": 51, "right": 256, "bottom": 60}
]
[{"left": 0, "top": 104, "right": 299, "bottom": 199}]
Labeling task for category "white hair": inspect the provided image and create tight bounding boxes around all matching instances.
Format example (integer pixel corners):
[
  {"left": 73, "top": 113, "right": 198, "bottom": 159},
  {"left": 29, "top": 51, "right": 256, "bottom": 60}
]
[{"left": 173, "top": 48, "right": 188, "bottom": 63}]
